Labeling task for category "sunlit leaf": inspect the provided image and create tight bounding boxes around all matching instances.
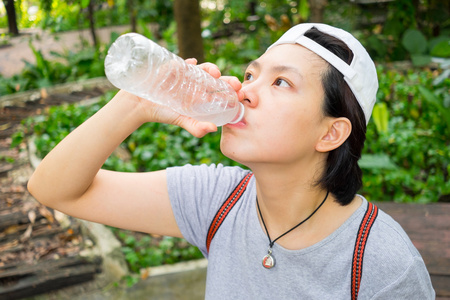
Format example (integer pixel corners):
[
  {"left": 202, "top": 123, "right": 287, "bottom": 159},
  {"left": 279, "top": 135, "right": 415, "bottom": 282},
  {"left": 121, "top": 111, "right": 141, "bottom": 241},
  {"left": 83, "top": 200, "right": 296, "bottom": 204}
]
[
  {"left": 372, "top": 102, "right": 389, "bottom": 134},
  {"left": 81, "top": 0, "right": 90, "bottom": 9}
]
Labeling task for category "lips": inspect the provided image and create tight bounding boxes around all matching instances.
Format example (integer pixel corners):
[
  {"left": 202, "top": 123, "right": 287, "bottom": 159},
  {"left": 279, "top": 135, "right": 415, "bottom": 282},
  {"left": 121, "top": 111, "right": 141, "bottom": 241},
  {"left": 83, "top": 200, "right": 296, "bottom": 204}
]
[{"left": 225, "top": 117, "right": 246, "bottom": 128}]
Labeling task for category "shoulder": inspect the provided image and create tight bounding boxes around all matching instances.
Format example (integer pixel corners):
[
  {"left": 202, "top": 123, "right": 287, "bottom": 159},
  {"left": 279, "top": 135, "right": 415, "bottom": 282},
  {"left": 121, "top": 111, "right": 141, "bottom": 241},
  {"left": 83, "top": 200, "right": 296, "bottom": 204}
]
[
  {"left": 359, "top": 201, "right": 434, "bottom": 298},
  {"left": 368, "top": 207, "right": 421, "bottom": 260},
  {"left": 167, "top": 163, "right": 249, "bottom": 180},
  {"left": 167, "top": 163, "right": 251, "bottom": 194},
  {"left": 165, "top": 164, "right": 252, "bottom": 254}
]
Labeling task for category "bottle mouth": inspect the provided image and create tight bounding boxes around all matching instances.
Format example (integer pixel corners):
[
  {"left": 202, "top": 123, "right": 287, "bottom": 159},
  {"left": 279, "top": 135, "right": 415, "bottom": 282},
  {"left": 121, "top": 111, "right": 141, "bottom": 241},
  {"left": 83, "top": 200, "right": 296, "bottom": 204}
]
[{"left": 227, "top": 102, "right": 245, "bottom": 124}]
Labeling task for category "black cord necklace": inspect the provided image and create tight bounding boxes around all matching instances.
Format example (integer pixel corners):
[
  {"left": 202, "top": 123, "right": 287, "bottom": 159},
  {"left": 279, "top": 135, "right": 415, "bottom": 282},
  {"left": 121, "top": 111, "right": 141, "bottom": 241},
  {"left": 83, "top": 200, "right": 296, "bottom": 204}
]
[{"left": 256, "top": 191, "right": 329, "bottom": 269}]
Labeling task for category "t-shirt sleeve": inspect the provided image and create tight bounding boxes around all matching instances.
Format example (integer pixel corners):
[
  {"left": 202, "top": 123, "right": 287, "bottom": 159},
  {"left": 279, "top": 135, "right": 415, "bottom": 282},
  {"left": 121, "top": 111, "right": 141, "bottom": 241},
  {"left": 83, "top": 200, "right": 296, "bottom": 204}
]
[
  {"left": 370, "top": 256, "right": 435, "bottom": 300},
  {"left": 166, "top": 164, "right": 250, "bottom": 257}
]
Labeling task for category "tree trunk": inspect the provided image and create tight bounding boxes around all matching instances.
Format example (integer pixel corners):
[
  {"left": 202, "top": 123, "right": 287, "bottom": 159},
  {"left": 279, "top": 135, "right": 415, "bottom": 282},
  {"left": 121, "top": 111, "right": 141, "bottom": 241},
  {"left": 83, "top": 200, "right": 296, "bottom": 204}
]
[
  {"left": 249, "top": 1, "right": 257, "bottom": 16},
  {"left": 309, "top": 0, "right": 328, "bottom": 23},
  {"left": 173, "top": 0, "right": 204, "bottom": 62},
  {"left": 128, "top": 0, "right": 137, "bottom": 32},
  {"left": 3, "top": 0, "right": 19, "bottom": 36},
  {"left": 87, "top": 0, "right": 98, "bottom": 46}
]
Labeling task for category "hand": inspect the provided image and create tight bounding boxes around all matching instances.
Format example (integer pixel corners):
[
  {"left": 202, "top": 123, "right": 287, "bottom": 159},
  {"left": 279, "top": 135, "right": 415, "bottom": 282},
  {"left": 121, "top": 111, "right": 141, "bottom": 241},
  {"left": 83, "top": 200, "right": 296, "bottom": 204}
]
[
  {"left": 121, "top": 59, "right": 244, "bottom": 138},
  {"left": 186, "top": 58, "right": 245, "bottom": 103}
]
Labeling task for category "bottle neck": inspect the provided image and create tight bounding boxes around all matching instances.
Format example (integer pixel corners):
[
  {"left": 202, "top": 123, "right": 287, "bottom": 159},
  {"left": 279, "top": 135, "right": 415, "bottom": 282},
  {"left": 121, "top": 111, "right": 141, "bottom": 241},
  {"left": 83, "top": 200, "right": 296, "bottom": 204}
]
[{"left": 228, "top": 102, "right": 245, "bottom": 124}]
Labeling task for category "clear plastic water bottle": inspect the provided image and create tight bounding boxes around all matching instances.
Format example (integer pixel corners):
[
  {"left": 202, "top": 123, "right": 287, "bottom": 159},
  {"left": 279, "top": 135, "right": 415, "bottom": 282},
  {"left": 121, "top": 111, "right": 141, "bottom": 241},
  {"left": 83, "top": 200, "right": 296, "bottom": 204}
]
[{"left": 104, "top": 33, "right": 244, "bottom": 126}]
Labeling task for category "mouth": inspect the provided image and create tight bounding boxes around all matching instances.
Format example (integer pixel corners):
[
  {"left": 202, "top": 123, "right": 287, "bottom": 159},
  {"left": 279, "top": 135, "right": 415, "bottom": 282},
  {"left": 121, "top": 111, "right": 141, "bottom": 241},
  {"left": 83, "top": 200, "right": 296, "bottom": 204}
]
[{"left": 224, "top": 117, "right": 246, "bottom": 128}]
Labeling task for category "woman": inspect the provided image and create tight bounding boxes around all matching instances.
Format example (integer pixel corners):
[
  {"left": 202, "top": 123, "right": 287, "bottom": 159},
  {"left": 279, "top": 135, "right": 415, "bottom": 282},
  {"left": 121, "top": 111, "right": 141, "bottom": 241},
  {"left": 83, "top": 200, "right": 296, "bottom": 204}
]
[{"left": 28, "top": 23, "right": 435, "bottom": 299}]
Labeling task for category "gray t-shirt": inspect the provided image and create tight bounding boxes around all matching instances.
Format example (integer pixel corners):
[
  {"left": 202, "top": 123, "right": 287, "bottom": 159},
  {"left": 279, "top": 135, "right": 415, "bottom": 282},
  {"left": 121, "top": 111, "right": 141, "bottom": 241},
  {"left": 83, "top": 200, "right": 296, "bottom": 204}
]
[{"left": 167, "top": 164, "right": 435, "bottom": 299}]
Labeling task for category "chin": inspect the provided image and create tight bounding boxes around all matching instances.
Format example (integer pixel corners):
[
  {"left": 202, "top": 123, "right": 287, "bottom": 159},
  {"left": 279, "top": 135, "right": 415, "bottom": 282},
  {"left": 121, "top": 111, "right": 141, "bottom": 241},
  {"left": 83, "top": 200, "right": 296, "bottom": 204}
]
[
  {"left": 220, "top": 142, "right": 247, "bottom": 165},
  {"left": 221, "top": 145, "right": 264, "bottom": 170},
  {"left": 220, "top": 131, "right": 262, "bottom": 166}
]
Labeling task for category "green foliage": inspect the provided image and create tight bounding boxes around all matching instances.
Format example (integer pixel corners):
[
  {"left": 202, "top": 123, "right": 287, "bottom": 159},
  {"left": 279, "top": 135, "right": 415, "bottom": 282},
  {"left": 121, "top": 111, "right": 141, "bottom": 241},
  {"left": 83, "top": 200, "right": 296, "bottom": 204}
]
[
  {"left": 402, "top": 29, "right": 428, "bottom": 55},
  {"left": 0, "top": 35, "right": 107, "bottom": 95},
  {"left": 371, "top": 102, "right": 389, "bottom": 134},
  {"left": 15, "top": 90, "right": 239, "bottom": 171},
  {"left": 401, "top": 28, "right": 450, "bottom": 66},
  {"left": 418, "top": 85, "right": 450, "bottom": 132},
  {"left": 430, "top": 38, "right": 450, "bottom": 58},
  {"left": 110, "top": 228, "right": 203, "bottom": 274},
  {"left": 361, "top": 66, "right": 449, "bottom": 203}
]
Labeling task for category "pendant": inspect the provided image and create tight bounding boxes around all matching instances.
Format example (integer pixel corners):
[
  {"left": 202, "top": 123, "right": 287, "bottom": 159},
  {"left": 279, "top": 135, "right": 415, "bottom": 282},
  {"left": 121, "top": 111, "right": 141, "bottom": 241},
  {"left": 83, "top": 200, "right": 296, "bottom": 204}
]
[{"left": 262, "top": 247, "right": 275, "bottom": 269}]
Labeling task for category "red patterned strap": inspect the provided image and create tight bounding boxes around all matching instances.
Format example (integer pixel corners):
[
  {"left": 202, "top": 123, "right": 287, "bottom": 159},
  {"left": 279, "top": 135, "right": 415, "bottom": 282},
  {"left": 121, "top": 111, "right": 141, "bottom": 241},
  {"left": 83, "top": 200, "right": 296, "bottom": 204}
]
[
  {"left": 351, "top": 201, "right": 379, "bottom": 300},
  {"left": 206, "top": 173, "right": 253, "bottom": 254}
]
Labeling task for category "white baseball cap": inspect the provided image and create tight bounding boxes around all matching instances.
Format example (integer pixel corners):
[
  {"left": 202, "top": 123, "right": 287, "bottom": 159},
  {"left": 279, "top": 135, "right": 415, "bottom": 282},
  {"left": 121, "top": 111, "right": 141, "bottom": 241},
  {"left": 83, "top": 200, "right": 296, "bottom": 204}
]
[{"left": 267, "top": 23, "right": 378, "bottom": 125}]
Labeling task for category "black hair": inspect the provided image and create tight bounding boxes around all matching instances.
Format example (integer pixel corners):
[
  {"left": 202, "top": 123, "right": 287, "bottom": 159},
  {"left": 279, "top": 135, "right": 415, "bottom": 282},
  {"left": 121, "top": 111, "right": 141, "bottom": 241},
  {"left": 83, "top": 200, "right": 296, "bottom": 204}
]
[{"left": 304, "top": 27, "right": 367, "bottom": 206}]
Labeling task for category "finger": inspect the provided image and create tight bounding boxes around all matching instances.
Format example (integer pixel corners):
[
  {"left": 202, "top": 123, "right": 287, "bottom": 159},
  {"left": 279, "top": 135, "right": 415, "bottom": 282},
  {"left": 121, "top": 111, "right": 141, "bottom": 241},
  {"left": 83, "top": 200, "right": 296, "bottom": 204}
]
[
  {"left": 185, "top": 58, "right": 198, "bottom": 65},
  {"left": 198, "top": 62, "right": 221, "bottom": 78},
  {"left": 173, "top": 115, "right": 218, "bottom": 138},
  {"left": 220, "top": 76, "right": 242, "bottom": 91}
]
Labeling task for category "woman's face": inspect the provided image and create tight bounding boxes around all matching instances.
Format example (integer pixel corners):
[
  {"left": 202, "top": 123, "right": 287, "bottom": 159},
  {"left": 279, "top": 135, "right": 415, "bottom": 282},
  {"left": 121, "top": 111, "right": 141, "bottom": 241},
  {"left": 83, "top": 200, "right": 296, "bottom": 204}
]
[{"left": 221, "top": 44, "right": 331, "bottom": 168}]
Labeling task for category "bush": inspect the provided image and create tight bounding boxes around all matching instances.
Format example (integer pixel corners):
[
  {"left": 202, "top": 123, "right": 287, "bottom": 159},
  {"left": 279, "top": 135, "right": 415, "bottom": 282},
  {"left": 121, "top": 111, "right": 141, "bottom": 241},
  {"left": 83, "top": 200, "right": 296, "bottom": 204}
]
[
  {"left": 0, "top": 39, "right": 108, "bottom": 95},
  {"left": 110, "top": 228, "right": 203, "bottom": 281},
  {"left": 361, "top": 66, "right": 449, "bottom": 203}
]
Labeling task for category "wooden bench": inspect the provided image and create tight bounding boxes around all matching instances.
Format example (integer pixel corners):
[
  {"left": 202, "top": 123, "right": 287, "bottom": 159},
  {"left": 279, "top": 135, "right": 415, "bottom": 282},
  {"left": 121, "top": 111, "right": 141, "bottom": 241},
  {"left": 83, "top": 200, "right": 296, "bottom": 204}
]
[{"left": 376, "top": 202, "right": 450, "bottom": 299}]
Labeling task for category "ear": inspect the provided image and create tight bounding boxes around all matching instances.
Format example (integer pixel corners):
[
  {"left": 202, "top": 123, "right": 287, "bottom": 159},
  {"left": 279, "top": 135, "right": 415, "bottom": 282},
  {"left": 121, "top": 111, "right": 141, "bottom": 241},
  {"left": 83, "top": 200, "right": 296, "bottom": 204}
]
[{"left": 315, "top": 118, "right": 352, "bottom": 153}]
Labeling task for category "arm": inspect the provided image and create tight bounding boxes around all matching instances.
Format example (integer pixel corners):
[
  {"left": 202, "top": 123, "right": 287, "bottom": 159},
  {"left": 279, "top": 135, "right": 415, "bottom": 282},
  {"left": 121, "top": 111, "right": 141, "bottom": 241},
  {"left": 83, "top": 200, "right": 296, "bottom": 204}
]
[{"left": 28, "top": 62, "right": 243, "bottom": 237}]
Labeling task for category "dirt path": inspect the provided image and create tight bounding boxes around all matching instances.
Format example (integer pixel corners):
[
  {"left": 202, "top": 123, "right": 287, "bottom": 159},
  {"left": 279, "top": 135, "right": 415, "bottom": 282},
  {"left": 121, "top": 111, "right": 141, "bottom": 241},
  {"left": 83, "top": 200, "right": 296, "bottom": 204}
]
[{"left": 0, "top": 25, "right": 130, "bottom": 78}]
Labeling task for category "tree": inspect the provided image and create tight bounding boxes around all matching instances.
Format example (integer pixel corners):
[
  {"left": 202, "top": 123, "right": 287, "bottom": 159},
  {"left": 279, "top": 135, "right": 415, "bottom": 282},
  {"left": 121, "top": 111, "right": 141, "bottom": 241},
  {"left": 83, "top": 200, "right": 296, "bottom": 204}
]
[
  {"left": 2, "top": 0, "right": 19, "bottom": 36},
  {"left": 128, "top": 0, "right": 138, "bottom": 33},
  {"left": 86, "top": 0, "right": 98, "bottom": 47},
  {"left": 309, "top": 0, "right": 328, "bottom": 23},
  {"left": 36, "top": 0, "right": 99, "bottom": 47},
  {"left": 173, "top": 0, "right": 204, "bottom": 62}
]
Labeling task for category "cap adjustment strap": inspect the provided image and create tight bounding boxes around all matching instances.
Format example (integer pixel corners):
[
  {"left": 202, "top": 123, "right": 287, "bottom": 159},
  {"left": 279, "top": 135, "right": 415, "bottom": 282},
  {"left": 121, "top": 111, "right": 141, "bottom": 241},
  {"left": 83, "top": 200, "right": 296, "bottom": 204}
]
[{"left": 294, "top": 36, "right": 356, "bottom": 80}]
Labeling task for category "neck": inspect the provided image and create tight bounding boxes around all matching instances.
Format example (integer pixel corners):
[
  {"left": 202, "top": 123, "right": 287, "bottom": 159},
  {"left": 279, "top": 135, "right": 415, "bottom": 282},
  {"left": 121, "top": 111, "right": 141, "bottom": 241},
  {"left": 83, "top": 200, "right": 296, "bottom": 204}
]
[
  {"left": 252, "top": 161, "right": 330, "bottom": 235},
  {"left": 247, "top": 156, "right": 362, "bottom": 250}
]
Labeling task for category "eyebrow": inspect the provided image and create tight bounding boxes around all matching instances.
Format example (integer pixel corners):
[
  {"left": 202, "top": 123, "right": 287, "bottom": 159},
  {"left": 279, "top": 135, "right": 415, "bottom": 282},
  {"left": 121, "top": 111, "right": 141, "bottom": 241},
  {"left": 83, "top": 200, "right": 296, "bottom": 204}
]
[{"left": 247, "top": 60, "right": 303, "bottom": 79}]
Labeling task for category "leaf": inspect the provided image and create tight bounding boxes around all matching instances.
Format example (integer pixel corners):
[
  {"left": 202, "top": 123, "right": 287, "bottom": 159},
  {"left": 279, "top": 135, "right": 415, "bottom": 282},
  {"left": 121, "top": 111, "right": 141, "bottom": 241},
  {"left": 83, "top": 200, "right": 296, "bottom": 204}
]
[
  {"left": 40, "top": 88, "right": 48, "bottom": 99},
  {"left": 138, "top": 19, "right": 153, "bottom": 40},
  {"left": 418, "top": 86, "right": 450, "bottom": 132},
  {"left": 298, "top": 0, "right": 310, "bottom": 20},
  {"left": 402, "top": 29, "right": 428, "bottom": 55},
  {"left": 367, "top": 35, "right": 387, "bottom": 58},
  {"left": 140, "top": 268, "right": 150, "bottom": 280},
  {"left": 39, "top": 206, "right": 55, "bottom": 223},
  {"left": 81, "top": 0, "right": 90, "bottom": 9},
  {"left": 0, "top": 240, "right": 19, "bottom": 252},
  {"left": 359, "top": 154, "right": 398, "bottom": 170},
  {"left": 372, "top": 102, "right": 389, "bottom": 134},
  {"left": 20, "top": 225, "right": 33, "bottom": 242},
  {"left": 28, "top": 210, "right": 36, "bottom": 224},
  {"left": 430, "top": 39, "right": 450, "bottom": 58},
  {"left": 4, "top": 225, "right": 21, "bottom": 235}
]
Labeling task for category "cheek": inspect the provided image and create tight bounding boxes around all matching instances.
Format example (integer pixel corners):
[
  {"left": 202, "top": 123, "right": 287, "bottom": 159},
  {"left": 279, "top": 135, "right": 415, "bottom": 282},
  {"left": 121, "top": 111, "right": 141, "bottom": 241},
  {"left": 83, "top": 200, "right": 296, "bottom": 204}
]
[{"left": 271, "top": 109, "right": 324, "bottom": 152}]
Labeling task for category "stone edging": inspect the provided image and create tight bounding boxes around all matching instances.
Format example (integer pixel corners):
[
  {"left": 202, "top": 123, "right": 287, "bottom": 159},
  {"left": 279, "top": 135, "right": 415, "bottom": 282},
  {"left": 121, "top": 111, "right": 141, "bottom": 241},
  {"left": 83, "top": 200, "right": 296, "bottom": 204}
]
[{"left": 0, "top": 77, "right": 114, "bottom": 108}]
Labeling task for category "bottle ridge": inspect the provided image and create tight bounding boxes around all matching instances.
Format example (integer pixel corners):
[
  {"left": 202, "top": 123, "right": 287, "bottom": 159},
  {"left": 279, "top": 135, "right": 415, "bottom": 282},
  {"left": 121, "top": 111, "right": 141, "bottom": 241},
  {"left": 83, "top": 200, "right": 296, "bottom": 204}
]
[{"left": 104, "top": 33, "right": 244, "bottom": 126}]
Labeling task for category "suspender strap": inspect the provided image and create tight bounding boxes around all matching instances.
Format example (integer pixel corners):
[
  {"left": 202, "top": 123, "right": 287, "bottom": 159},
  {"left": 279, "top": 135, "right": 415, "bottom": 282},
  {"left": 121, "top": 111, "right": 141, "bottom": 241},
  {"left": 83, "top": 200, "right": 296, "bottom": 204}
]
[
  {"left": 351, "top": 201, "right": 378, "bottom": 300},
  {"left": 206, "top": 173, "right": 253, "bottom": 254}
]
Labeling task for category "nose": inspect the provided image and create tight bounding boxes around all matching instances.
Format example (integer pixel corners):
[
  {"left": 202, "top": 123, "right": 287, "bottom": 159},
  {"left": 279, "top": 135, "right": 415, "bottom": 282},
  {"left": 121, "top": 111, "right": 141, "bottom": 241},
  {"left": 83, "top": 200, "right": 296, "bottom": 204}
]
[{"left": 240, "top": 81, "right": 259, "bottom": 108}]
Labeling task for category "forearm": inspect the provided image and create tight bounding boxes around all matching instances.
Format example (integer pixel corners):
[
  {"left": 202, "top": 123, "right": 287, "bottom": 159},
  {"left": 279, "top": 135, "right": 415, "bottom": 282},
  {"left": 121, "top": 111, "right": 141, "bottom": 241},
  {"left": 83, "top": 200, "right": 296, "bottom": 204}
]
[{"left": 28, "top": 91, "right": 145, "bottom": 206}]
